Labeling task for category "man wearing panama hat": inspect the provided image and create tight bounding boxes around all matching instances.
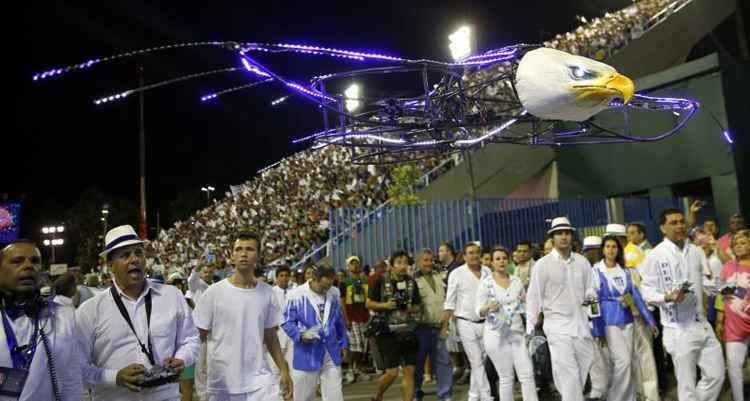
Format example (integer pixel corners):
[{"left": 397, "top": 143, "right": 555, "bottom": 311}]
[
  {"left": 76, "top": 225, "right": 200, "bottom": 401},
  {"left": 526, "top": 217, "right": 598, "bottom": 401}
]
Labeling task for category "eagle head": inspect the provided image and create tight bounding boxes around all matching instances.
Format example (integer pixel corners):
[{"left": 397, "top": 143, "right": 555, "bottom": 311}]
[{"left": 515, "top": 47, "right": 634, "bottom": 122}]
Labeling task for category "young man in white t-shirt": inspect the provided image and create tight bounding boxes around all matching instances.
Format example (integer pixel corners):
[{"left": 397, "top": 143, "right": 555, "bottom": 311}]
[{"left": 194, "top": 232, "right": 293, "bottom": 401}]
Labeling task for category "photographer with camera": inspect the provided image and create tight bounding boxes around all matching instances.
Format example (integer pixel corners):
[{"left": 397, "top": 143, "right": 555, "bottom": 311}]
[
  {"left": 640, "top": 209, "right": 725, "bottom": 401},
  {"left": 0, "top": 239, "right": 82, "bottom": 401},
  {"left": 366, "top": 250, "right": 422, "bottom": 401},
  {"left": 76, "top": 225, "right": 201, "bottom": 401}
]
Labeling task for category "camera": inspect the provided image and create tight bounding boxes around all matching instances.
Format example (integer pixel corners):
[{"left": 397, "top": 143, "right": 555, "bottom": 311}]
[
  {"left": 141, "top": 365, "right": 179, "bottom": 388},
  {"left": 719, "top": 284, "right": 747, "bottom": 299},
  {"left": 392, "top": 291, "right": 409, "bottom": 310}
]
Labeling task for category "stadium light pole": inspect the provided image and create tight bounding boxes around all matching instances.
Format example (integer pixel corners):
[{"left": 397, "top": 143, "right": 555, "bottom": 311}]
[
  {"left": 448, "top": 25, "right": 478, "bottom": 203},
  {"left": 101, "top": 204, "right": 109, "bottom": 247},
  {"left": 201, "top": 186, "right": 215, "bottom": 205},
  {"left": 41, "top": 225, "right": 65, "bottom": 264}
]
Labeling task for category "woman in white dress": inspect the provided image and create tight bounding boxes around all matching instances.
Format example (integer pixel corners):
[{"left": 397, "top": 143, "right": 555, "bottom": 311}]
[{"left": 476, "top": 246, "right": 538, "bottom": 401}]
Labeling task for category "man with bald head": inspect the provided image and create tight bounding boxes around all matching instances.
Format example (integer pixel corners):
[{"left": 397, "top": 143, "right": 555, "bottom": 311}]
[{"left": 0, "top": 239, "right": 82, "bottom": 400}]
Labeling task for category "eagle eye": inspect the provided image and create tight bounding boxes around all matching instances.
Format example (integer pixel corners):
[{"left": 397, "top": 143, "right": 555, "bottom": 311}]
[{"left": 569, "top": 65, "right": 595, "bottom": 80}]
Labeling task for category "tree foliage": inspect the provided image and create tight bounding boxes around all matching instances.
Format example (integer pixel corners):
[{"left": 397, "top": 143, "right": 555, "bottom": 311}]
[{"left": 388, "top": 164, "right": 421, "bottom": 205}]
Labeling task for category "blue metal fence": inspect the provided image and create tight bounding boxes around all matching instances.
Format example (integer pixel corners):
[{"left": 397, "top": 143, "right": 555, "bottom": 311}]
[{"left": 328, "top": 197, "right": 685, "bottom": 269}]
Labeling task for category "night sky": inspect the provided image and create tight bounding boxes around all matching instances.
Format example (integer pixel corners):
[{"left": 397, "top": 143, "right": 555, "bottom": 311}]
[{"left": 9, "top": 0, "right": 634, "bottom": 250}]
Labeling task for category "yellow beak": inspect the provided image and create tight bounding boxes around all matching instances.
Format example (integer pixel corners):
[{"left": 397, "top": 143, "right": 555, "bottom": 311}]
[{"left": 606, "top": 73, "right": 634, "bottom": 104}]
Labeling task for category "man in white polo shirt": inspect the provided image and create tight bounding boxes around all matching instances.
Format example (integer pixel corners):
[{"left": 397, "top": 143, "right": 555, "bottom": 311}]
[
  {"left": 526, "top": 217, "right": 597, "bottom": 401},
  {"left": 639, "top": 209, "right": 724, "bottom": 401},
  {"left": 444, "top": 242, "right": 492, "bottom": 401},
  {"left": 76, "top": 225, "right": 200, "bottom": 401},
  {"left": 193, "top": 232, "right": 292, "bottom": 401}
]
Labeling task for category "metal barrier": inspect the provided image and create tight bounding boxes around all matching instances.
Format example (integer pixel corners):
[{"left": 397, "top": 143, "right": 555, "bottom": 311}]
[{"left": 329, "top": 197, "right": 685, "bottom": 268}]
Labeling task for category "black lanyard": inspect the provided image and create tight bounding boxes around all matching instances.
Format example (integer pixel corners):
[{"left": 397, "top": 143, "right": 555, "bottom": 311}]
[{"left": 110, "top": 286, "right": 155, "bottom": 365}]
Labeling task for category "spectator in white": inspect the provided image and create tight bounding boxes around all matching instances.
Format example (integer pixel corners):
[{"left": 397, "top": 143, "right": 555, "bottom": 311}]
[
  {"left": 413, "top": 248, "right": 453, "bottom": 401},
  {"left": 590, "top": 236, "right": 658, "bottom": 401},
  {"left": 621, "top": 222, "right": 661, "bottom": 401},
  {"left": 186, "top": 263, "right": 215, "bottom": 306},
  {"left": 281, "top": 265, "right": 348, "bottom": 401},
  {"left": 639, "top": 209, "right": 725, "bottom": 401},
  {"left": 76, "top": 225, "right": 200, "bottom": 401},
  {"left": 476, "top": 246, "right": 537, "bottom": 401},
  {"left": 0, "top": 239, "right": 82, "bottom": 401},
  {"left": 582, "top": 236, "right": 603, "bottom": 265},
  {"left": 438, "top": 243, "right": 468, "bottom": 384},
  {"left": 269, "top": 265, "right": 294, "bottom": 377},
  {"left": 188, "top": 262, "right": 215, "bottom": 401},
  {"left": 193, "top": 232, "right": 292, "bottom": 401},
  {"left": 444, "top": 243, "right": 493, "bottom": 401},
  {"left": 606, "top": 223, "right": 662, "bottom": 401},
  {"left": 526, "top": 217, "right": 597, "bottom": 401},
  {"left": 512, "top": 241, "right": 535, "bottom": 288}
]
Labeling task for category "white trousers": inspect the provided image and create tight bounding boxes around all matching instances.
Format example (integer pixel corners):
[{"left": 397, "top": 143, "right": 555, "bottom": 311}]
[
  {"left": 456, "top": 319, "right": 492, "bottom": 401},
  {"left": 292, "top": 352, "right": 343, "bottom": 401},
  {"left": 208, "top": 383, "right": 281, "bottom": 401},
  {"left": 484, "top": 329, "right": 538, "bottom": 401},
  {"left": 267, "top": 336, "right": 294, "bottom": 376},
  {"left": 196, "top": 341, "right": 209, "bottom": 401},
  {"left": 662, "top": 322, "right": 725, "bottom": 401},
  {"left": 725, "top": 337, "right": 749, "bottom": 401},
  {"left": 632, "top": 317, "right": 660, "bottom": 401},
  {"left": 589, "top": 342, "right": 609, "bottom": 399},
  {"left": 547, "top": 333, "right": 595, "bottom": 401},
  {"left": 604, "top": 325, "right": 636, "bottom": 401}
]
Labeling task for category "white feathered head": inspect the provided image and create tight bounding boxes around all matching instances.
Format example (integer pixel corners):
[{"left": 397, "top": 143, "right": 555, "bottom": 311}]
[{"left": 515, "top": 47, "right": 634, "bottom": 122}]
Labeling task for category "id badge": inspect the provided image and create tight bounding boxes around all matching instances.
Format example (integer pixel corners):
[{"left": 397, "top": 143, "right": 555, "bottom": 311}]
[
  {"left": 0, "top": 366, "right": 29, "bottom": 397},
  {"left": 353, "top": 294, "right": 365, "bottom": 303},
  {"left": 621, "top": 293, "right": 634, "bottom": 309},
  {"left": 396, "top": 281, "right": 407, "bottom": 290}
]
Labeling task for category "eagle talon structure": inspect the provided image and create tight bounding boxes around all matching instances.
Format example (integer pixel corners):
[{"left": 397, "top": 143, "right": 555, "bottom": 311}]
[{"left": 35, "top": 42, "right": 698, "bottom": 164}]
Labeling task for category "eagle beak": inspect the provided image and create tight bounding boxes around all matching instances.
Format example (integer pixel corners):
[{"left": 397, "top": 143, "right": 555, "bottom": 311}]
[{"left": 606, "top": 73, "right": 634, "bottom": 104}]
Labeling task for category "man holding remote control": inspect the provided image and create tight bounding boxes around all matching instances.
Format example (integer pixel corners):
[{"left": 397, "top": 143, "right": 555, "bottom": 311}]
[
  {"left": 76, "top": 225, "right": 201, "bottom": 401},
  {"left": 640, "top": 209, "right": 725, "bottom": 401}
]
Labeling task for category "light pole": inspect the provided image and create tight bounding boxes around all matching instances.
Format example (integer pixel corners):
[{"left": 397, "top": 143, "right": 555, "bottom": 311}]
[
  {"left": 101, "top": 204, "right": 110, "bottom": 247},
  {"left": 201, "top": 186, "right": 215, "bottom": 205},
  {"left": 41, "top": 225, "right": 65, "bottom": 264}
]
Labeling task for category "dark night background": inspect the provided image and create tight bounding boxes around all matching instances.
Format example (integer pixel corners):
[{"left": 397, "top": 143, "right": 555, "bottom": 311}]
[{"left": 8, "top": 0, "right": 730, "bottom": 264}]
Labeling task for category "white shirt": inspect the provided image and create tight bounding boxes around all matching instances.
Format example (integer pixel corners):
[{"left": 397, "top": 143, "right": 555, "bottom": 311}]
[
  {"left": 76, "top": 279, "right": 200, "bottom": 401},
  {"left": 193, "top": 279, "right": 282, "bottom": 395},
  {"left": 595, "top": 261, "right": 628, "bottom": 294},
  {"left": 0, "top": 299, "right": 82, "bottom": 401},
  {"left": 444, "top": 264, "right": 492, "bottom": 321},
  {"left": 475, "top": 274, "right": 525, "bottom": 333},
  {"left": 525, "top": 249, "right": 597, "bottom": 337},
  {"left": 186, "top": 269, "right": 211, "bottom": 305},
  {"left": 273, "top": 285, "right": 294, "bottom": 349},
  {"left": 640, "top": 238, "right": 707, "bottom": 329}
]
